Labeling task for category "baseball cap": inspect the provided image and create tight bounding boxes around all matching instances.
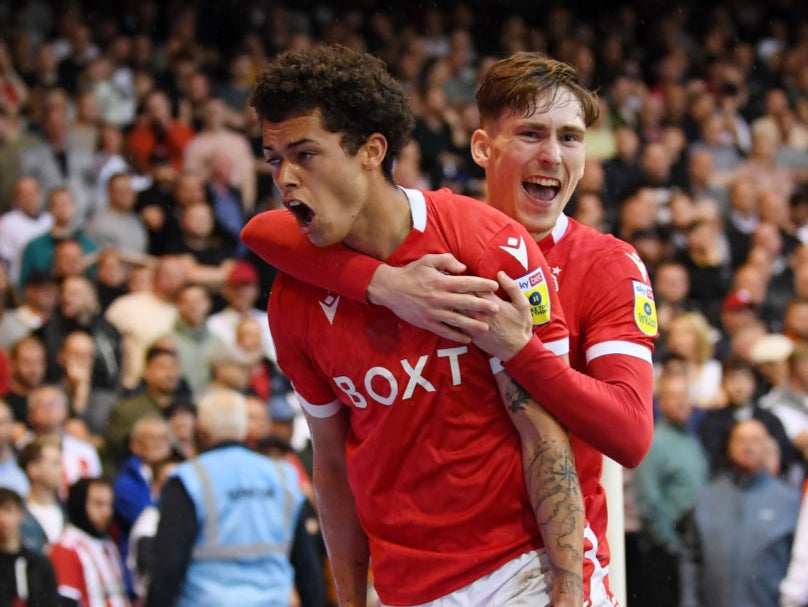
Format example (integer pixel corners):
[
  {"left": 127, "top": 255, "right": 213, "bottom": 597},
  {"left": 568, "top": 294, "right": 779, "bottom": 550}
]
[
  {"left": 227, "top": 260, "right": 259, "bottom": 286},
  {"left": 209, "top": 343, "right": 261, "bottom": 368},
  {"left": 749, "top": 333, "right": 794, "bottom": 365},
  {"left": 721, "top": 289, "right": 757, "bottom": 314}
]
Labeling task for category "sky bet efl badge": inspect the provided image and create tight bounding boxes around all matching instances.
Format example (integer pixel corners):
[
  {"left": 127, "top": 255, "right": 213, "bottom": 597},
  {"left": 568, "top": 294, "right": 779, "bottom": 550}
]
[
  {"left": 518, "top": 267, "right": 551, "bottom": 326},
  {"left": 633, "top": 280, "right": 658, "bottom": 336}
]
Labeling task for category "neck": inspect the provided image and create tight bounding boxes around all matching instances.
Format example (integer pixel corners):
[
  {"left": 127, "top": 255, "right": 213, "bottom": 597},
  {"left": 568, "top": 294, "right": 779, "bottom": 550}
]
[
  {"left": 0, "top": 536, "right": 20, "bottom": 553},
  {"left": 27, "top": 484, "right": 57, "bottom": 505},
  {"left": 342, "top": 183, "right": 412, "bottom": 260}
]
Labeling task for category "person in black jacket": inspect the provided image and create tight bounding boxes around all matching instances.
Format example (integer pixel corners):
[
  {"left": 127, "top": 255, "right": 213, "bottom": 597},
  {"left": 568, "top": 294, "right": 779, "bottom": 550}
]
[{"left": 0, "top": 487, "right": 59, "bottom": 607}]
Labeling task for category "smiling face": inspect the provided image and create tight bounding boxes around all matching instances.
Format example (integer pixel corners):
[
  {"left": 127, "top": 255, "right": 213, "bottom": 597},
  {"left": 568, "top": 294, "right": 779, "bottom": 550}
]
[
  {"left": 472, "top": 87, "right": 587, "bottom": 241},
  {"left": 262, "top": 111, "right": 372, "bottom": 248}
]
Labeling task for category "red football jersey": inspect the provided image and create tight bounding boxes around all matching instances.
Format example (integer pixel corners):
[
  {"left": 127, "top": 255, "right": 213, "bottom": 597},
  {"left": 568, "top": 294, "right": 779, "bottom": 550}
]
[
  {"left": 264, "top": 189, "right": 568, "bottom": 605},
  {"left": 539, "top": 214, "right": 657, "bottom": 605}
]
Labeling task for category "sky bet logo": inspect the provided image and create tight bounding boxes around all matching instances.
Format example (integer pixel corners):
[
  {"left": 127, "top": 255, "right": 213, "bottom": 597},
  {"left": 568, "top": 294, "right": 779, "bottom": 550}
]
[{"left": 518, "top": 267, "right": 551, "bottom": 326}]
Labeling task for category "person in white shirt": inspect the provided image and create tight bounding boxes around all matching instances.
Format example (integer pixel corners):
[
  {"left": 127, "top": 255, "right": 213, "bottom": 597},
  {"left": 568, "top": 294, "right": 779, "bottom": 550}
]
[
  {"left": 0, "top": 178, "right": 52, "bottom": 284},
  {"left": 206, "top": 260, "right": 276, "bottom": 363}
]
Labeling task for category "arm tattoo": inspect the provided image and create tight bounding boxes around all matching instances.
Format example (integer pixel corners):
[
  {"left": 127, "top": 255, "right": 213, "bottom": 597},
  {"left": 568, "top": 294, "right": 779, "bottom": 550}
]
[{"left": 500, "top": 375, "right": 532, "bottom": 414}]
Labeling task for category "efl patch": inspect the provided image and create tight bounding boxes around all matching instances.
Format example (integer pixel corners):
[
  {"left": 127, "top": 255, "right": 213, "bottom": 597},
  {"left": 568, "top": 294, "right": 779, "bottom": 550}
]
[
  {"left": 518, "top": 267, "right": 551, "bottom": 326},
  {"left": 633, "top": 280, "right": 658, "bottom": 336}
]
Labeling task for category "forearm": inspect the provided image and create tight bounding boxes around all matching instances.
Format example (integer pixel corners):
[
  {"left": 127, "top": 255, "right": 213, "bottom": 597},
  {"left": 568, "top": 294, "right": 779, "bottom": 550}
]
[
  {"left": 313, "top": 461, "right": 369, "bottom": 605},
  {"left": 495, "top": 371, "right": 584, "bottom": 605},
  {"left": 504, "top": 336, "right": 654, "bottom": 467},
  {"left": 241, "top": 209, "right": 379, "bottom": 302}
]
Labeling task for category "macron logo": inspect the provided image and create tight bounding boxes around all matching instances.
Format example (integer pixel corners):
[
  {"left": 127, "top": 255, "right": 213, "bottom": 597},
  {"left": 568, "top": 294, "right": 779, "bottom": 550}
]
[
  {"left": 500, "top": 236, "right": 528, "bottom": 270},
  {"left": 625, "top": 252, "right": 649, "bottom": 282},
  {"left": 319, "top": 295, "right": 340, "bottom": 325}
]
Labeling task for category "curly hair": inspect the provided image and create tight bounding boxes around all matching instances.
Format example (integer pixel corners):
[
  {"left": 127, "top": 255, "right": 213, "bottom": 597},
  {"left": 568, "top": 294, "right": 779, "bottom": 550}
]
[
  {"left": 250, "top": 44, "right": 414, "bottom": 182},
  {"left": 476, "top": 52, "right": 599, "bottom": 128}
]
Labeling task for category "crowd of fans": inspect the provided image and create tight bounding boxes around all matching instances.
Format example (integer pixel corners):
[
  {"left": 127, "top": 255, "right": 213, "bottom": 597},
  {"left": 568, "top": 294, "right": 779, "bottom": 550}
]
[{"left": 0, "top": 0, "right": 807, "bottom": 604}]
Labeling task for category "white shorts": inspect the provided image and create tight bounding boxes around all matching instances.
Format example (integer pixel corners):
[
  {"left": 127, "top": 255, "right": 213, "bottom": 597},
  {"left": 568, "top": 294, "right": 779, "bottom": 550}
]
[{"left": 380, "top": 549, "right": 552, "bottom": 607}]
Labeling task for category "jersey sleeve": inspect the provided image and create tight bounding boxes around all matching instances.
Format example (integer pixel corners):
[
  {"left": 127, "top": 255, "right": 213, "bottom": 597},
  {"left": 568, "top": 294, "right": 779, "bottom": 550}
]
[
  {"left": 268, "top": 273, "right": 343, "bottom": 417},
  {"left": 241, "top": 209, "right": 380, "bottom": 303},
  {"left": 502, "top": 243, "right": 655, "bottom": 467},
  {"left": 469, "top": 222, "right": 568, "bottom": 355}
]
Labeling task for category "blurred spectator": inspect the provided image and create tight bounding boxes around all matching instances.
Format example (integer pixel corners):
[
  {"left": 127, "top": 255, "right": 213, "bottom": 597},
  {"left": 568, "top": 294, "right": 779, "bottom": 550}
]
[
  {"left": 216, "top": 51, "right": 254, "bottom": 116},
  {"left": 17, "top": 187, "right": 97, "bottom": 289},
  {"left": 207, "top": 260, "right": 276, "bottom": 363},
  {"left": 49, "top": 477, "right": 130, "bottom": 607},
  {"left": 0, "top": 177, "right": 51, "bottom": 285},
  {"left": 18, "top": 92, "right": 96, "bottom": 224},
  {"left": 0, "top": 92, "right": 37, "bottom": 210},
  {"left": 687, "top": 111, "right": 742, "bottom": 185},
  {"left": 85, "top": 173, "right": 149, "bottom": 257},
  {"left": 1, "top": 335, "right": 47, "bottom": 430},
  {"left": 91, "top": 123, "right": 151, "bottom": 213},
  {"left": 93, "top": 248, "right": 129, "bottom": 312},
  {"left": 603, "top": 125, "right": 643, "bottom": 215},
  {"left": 37, "top": 275, "right": 122, "bottom": 392},
  {"left": 105, "top": 255, "right": 183, "bottom": 390},
  {"left": 203, "top": 151, "right": 247, "bottom": 256},
  {"left": 21, "top": 385, "right": 102, "bottom": 494},
  {"left": 164, "top": 401, "right": 197, "bottom": 461},
  {"left": 244, "top": 394, "right": 272, "bottom": 450},
  {"left": 125, "top": 454, "right": 182, "bottom": 602},
  {"left": 659, "top": 311, "right": 723, "bottom": 410},
  {"left": 697, "top": 357, "right": 801, "bottom": 483},
  {"left": 127, "top": 89, "right": 194, "bottom": 175},
  {"left": 684, "top": 148, "right": 728, "bottom": 210},
  {"left": 145, "top": 389, "right": 325, "bottom": 607},
  {"left": 759, "top": 342, "right": 808, "bottom": 466},
  {"left": 749, "top": 332, "right": 795, "bottom": 396},
  {"left": 714, "top": 288, "right": 762, "bottom": 361},
  {"left": 675, "top": 209, "right": 733, "bottom": 326},
  {"left": 171, "top": 283, "right": 222, "bottom": 399},
  {"left": 134, "top": 162, "right": 179, "bottom": 256},
  {"left": 17, "top": 435, "right": 65, "bottom": 547},
  {"left": 166, "top": 201, "right": 236, "bottom": 291},
  {"left": 54, "top": 331, "right": 117, "bottom": 439},
  {"left": 633, "top": 370, "right": 708, "bottom": 607},
  {"left": 182, "top": 96, "right": 256, "bottom": 211},
  {"left": 780, "top": 488, "right": 808, "bottom": 607},
  {"left": 680, "top": 419, "right": 801, "bottom": 607},
  {"left": 208, "top": 342, "right": 259, "bottom": 396},
  {"left": 783, "top": 297, "right": 808, "bottom": 343},
  {"left": 103, "top": 344, "right": 180, "bottom": 470},
  {"left": 724, "top": 175, "right": 760, "bottom": 269},
  {"left": 66, "top": 90, "right": 100, "bottom": 156},
  {"left": 736, "top": 121, "right": 796, "bottom": 211},
  {"left": 112, "top": 415, "right": 172, "bottom": 599},
  {"left": 0, "top": 270, "right": 57, "bottom": 351},
  {"left": 0, "top": 400, "right": 28, "bottom": 498},
  {"left": 51, "top": 238, "right": 92, "bottom": 284},
  {"left": 0, "top": 487, "right": 59, "bottom": 607}
]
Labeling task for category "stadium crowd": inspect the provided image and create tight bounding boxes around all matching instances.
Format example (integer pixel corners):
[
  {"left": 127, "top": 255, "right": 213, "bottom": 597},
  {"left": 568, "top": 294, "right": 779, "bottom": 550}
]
[{"left": 0, "top": 0, "right": 808, "bottom": 605}]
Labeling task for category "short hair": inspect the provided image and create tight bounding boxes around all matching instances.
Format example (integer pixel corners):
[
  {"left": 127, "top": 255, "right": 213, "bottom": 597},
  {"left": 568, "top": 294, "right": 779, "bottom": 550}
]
[
  {"left": 130, "top": 414, "right": 169, "bottom": 440},
  {"left": 0, "top": 487, "right": 23, "bottom": 510},
  {"left": 249, "top": 44, "right": 414, "bottom": 182},
  {"left": 144, "top": 343, "right": 178, "bottom": 365},
  {"left": 18, "top": 435, "right": 61, "bottom": 471},
  {"left": 197, "top": 389, "right": 248, "bottom": 442},
  {"left": 722, "top": 356, "right": 754, "bottom": 376},
  {"left": 476, "top": 52, "right": 600, "bottom": 128}
]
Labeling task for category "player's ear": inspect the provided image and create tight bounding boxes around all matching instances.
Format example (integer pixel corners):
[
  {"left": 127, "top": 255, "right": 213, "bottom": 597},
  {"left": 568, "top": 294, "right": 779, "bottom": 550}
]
[
  {"left": 361, "top": 133, "right": 388, "bottom": 171},
  {"left": 470, "top": 129, "right": 491, "bottom": 168}
]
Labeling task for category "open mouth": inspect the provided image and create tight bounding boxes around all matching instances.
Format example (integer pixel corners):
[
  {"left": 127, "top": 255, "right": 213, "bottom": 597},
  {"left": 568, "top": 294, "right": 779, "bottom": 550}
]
[
  {"left": 286, "top": 200, "right": 315, "bottom": 226},
  {"left": 523, "top": 178, "right": 561, "bottom": 202}
]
